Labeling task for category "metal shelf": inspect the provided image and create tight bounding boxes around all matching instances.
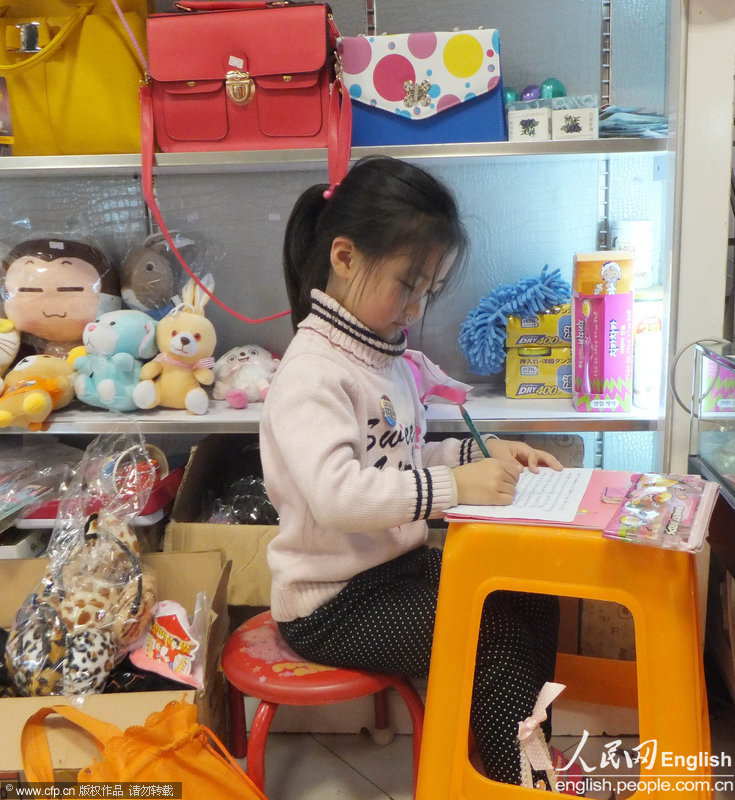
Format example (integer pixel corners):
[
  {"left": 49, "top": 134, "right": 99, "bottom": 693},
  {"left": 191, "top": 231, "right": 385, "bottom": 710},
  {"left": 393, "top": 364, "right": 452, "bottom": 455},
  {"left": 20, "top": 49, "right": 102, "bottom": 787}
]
[
  {"left": 427, "top": 389, "right": 659, "bottom": 433},
  {"left": 5, "top": 393, "right": 659, "bottom": 435},
  {"left": 0, "top": 138, "right": 670, "bottom": 178}
]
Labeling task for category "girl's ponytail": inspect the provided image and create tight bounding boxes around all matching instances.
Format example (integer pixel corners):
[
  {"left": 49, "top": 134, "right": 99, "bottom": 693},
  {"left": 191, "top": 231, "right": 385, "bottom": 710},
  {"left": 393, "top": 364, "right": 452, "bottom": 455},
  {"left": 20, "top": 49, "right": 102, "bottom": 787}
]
[{"left": 283, "top": 183, "right": 329, "bottom": 330}]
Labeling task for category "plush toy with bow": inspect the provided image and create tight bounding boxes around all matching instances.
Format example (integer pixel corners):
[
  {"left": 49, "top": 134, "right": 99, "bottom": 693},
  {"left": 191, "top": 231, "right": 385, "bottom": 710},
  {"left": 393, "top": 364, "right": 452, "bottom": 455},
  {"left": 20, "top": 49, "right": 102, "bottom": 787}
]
[
  {"left": 133, "top": 276, "right": 216, "bottom": 415},
  {"left": 73, "top": 310, "right": 158, "bottom": 412},
  {"left": 213, "top": 345, "right": 279, "bottom": 408}
]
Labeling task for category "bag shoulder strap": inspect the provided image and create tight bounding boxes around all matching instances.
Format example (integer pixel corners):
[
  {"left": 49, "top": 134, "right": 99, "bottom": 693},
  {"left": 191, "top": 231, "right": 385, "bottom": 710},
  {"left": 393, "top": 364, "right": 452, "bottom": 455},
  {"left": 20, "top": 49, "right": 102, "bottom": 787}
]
[
  {"left": 140, "top": 84, "right": 292, "bottom": 324},
  {"left": 110, "top": 0, "right": 149, "bottom": 73},
  {"left": 0, "top": 4, "right": 94, "bottom": 75},
  {"left": 22, "top": 706, "right": 124, "bottom": 784}
]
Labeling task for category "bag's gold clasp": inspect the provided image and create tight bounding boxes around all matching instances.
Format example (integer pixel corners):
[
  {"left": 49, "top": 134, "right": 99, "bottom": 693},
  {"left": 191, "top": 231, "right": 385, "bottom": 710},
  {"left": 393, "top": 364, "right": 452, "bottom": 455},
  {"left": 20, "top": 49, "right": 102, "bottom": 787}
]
[
  {"left": 8, "top": 22, "right": 42, "bottom": 53},
  {"left": 226, "top": 70, "right": 255, "bottom": 105}
]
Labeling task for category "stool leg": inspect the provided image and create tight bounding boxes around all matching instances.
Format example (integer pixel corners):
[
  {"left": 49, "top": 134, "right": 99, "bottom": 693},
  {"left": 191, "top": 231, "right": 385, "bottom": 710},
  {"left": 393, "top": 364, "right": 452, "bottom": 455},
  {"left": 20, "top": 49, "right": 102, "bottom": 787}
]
[
  {"left": 388, "top": 679, "right": 425, "bottom": 795},
  {"left": 227, "top": 682, "right": 247, "bottom": 759},
  {"left": 247, "top": 700, "right": 278, "bottom": 791},
  {"left": 373, "top": 688, "right": 390, "bottom": 731}
]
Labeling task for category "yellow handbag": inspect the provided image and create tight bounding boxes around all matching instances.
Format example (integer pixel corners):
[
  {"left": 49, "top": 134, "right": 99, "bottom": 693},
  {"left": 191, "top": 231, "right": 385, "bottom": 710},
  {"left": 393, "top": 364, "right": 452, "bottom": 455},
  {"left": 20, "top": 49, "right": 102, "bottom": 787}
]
[
  {"left": 0, "top": 0, "right": 149, "bottom": 156},
  {"left": 22, "top": 700, "right": 269, "bottom": 799}
]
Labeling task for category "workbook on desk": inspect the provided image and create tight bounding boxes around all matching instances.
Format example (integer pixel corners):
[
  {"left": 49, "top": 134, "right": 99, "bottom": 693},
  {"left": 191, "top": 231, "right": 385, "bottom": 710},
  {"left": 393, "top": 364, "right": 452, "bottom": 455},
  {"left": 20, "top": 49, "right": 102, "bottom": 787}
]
[
  {"left": 445, "top": 468, "right": 720, "bottom": 553},
  {"left": 445, "top": 468, "right": 623, "bottom": 528}
]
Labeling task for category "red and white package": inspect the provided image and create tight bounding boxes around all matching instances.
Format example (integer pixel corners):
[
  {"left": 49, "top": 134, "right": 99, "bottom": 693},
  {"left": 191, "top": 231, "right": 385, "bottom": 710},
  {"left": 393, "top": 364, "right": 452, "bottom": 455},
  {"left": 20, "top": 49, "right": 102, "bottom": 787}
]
[{"left": 129, "top": 595, "right": 210, "bottom": 689}]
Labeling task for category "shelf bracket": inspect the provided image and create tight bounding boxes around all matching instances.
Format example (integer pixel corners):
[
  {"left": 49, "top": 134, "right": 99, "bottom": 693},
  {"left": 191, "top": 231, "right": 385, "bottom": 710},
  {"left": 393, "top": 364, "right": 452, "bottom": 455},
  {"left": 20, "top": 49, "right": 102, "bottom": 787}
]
[
  {"left": 366, "top": 0, "right": 376, "bottom": 36},
  {"left": 597, "top": 0, "right": 613, "bottom": 250}
]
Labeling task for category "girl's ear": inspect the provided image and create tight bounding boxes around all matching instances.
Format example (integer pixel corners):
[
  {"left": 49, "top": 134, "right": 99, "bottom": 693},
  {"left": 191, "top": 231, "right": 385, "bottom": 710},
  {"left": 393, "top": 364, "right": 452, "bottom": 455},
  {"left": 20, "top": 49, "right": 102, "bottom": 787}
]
[{"left": 329, "top": 236, "right": 358, "bottom": 281}]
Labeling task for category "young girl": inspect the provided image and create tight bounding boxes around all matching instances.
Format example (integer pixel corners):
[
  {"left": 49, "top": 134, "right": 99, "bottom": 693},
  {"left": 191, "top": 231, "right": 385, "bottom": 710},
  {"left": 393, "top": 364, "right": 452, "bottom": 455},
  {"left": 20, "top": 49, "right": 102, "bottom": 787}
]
[{"left": 260, "top": 156, "right": 564, "bottom": 788}]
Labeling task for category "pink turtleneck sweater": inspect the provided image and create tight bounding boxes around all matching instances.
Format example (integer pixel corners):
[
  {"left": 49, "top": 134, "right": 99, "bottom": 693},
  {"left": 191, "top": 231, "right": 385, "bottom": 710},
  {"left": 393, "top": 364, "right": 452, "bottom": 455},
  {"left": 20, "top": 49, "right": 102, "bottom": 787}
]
[{"left": 260, "top": 290, "right": 486, "bottom": 621}]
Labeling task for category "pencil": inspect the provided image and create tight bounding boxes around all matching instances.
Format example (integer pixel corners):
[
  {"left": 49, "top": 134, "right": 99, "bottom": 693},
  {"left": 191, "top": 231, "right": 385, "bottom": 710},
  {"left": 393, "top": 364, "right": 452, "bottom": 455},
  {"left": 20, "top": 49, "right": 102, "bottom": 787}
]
[{"left": 459, "top": 405, "right": 491, "bottom": 459}]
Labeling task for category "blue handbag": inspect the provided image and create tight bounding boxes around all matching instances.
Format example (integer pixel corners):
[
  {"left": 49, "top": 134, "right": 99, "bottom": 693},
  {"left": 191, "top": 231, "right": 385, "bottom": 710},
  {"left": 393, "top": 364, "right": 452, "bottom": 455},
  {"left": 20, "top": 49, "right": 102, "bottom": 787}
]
[{"left": 339, "top": 29, "right": 507, "bottom": 146}]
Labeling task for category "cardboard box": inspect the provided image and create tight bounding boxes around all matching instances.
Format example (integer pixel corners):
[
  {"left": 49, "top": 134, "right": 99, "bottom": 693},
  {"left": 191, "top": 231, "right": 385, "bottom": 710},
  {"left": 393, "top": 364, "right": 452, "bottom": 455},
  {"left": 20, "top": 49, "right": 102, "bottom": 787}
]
[
  {"left": 0, "top": 550, "right": 230, "bottom": 772},
  {"left": 505, "top": 346, "right": 573, "bottom": 399},
  {"left": 165, "top": 435, "right": 278, "bottom": 606}
]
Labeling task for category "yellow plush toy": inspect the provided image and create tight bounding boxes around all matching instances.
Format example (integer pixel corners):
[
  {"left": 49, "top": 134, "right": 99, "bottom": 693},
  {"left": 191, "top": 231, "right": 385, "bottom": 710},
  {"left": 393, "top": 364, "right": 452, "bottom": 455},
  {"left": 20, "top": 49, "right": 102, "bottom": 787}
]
[
  {"left": 0, "top": 354, "right": 75, "bottom": 430},
  {"left": 133, "top": 276, "right": 216, "bottom": 415}
]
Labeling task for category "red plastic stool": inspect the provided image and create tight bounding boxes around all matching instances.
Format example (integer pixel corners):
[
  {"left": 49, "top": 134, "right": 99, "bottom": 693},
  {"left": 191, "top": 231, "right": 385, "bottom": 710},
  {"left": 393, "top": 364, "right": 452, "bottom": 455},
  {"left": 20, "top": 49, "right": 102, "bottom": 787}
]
[{"left": 222, "top": 611, "right": 425, "bottom": 792}]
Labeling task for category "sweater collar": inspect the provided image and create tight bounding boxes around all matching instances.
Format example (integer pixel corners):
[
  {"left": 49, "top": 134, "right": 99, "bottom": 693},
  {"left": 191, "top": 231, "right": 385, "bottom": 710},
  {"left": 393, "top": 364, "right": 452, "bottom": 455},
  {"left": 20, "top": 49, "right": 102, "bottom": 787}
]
[{"left": 299, "top": 290, "right": 407, "bottom": 368}]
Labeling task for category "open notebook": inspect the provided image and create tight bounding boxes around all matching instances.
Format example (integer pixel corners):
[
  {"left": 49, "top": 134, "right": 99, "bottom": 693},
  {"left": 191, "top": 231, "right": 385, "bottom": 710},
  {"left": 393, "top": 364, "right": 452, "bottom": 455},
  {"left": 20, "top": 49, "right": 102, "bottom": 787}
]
[
  {"left": 445, "top": 468, "right": 632, "bottom": 529},
  {"left": 445, "top": 468, "right": 720, "bottom": 552}
]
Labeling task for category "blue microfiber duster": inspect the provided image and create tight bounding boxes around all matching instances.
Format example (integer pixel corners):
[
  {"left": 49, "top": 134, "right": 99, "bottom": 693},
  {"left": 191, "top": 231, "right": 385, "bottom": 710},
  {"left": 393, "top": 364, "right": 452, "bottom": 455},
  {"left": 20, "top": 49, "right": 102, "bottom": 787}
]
[{"left": 459, "top": 265, "right": 571, "bottom": 375}]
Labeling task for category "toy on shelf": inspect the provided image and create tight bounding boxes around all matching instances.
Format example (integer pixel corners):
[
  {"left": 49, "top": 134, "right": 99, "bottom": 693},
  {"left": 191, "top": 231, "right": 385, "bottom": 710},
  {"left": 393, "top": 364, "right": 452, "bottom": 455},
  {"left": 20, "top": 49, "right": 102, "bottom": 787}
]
[
  {"left": 120, "top": 232, "right": 196, "bottom": 320},
  {"left": 459, "top": 265, "right": 571, "bottom": 375},
  {"left": 5, "top": 435, "right": 158, "bottom": 696},
  {"left": 572, "top": 251, "right": 634, "bottom": 413},
  {"left": 0, "top": 354, "right": 75, "bottom": 430},
  {"left": 133, "top": 275, "right": 216, "bottom": 415},
  {"left": 213, "top": 345, "right": 279, "bottom": 409},
  {"left": 73, "top": 310, "right": 158, "bottom": 413},
  {"left": 1, "top": 238, "right": 120, "bottom": 357},
  {"left": 0, "top": 317, "right": 20, "bottom": 376}
]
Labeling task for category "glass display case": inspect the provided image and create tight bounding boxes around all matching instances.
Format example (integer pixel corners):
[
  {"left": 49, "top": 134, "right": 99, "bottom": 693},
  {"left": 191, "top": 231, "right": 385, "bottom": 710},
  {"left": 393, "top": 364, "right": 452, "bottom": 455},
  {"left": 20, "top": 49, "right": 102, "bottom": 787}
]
[{"left": 690, "top": 342, "right": 735, "bottom": 495}]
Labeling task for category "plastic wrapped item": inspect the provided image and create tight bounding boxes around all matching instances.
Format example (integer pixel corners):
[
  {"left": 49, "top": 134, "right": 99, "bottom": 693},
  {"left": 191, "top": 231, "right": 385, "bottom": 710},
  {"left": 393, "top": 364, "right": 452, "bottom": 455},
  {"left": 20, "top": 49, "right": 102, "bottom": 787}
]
[
  {"left": 1, "top": 236, "right": 121, "bottom": 357},
  {"left": 120, "top": 232, "right": 198, "bottom": 320},
  {"left": 203, "top": 475, "right": 278, "bottom": 525},
  {"left": 5, "top": 434, "right": 157, "bottom": 696},
  {"left": 0, "top": 440, "right": 82, "bottom": 527},
  {"left": 603, "top": 473, "right": 719, "bottom": 552}
]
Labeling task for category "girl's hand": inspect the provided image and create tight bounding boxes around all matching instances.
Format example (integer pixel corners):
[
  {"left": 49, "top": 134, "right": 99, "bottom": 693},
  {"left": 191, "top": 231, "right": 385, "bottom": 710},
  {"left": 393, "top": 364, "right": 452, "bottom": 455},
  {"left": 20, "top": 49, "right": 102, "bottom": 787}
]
[
  {"left": 487, "top": 439, "right": 563, "bottom": 473},
  {"left": 452, "top": 459, "right": 523, "bottom": 505}
]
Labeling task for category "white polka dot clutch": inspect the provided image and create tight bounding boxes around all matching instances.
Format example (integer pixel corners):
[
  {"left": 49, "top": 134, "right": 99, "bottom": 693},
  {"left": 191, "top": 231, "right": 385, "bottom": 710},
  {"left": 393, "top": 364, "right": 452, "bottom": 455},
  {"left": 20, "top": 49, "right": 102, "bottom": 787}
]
[{"left": 338, "top": 29, "right": 507, "bottom": 146}]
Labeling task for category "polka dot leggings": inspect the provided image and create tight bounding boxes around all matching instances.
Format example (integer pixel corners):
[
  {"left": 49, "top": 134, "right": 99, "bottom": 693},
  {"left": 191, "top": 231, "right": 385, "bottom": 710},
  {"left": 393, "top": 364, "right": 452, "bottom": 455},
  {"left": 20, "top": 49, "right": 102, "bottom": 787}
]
[{"left": 278, "top": 546, "right": 560, "bottom": 786}]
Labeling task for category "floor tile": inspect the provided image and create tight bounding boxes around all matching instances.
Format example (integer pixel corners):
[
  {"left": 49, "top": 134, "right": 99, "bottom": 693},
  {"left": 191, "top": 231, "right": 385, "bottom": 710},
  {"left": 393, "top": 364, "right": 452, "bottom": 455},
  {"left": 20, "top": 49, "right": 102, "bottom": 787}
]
[
  {"left": 314, "top": 731, "right": 415, "bottom": 800},
  {"left": 239, "top": 733, "right": 391, "bottom": 800}
]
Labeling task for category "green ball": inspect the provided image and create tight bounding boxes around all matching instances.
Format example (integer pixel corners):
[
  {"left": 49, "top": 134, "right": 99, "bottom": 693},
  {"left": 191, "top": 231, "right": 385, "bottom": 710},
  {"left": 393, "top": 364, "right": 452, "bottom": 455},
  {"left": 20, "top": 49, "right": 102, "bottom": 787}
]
[
  {"left": 503, "top": 87, "right": 519, "bottom": 105},
  {"left": 540, "top": 78, "right": 566, "bottom": 99}
]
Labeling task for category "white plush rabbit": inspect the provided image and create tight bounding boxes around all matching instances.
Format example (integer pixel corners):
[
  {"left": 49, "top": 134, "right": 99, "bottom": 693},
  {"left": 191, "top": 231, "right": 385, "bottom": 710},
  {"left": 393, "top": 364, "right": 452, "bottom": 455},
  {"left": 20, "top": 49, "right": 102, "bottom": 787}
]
[{"left": 213, "top": 344, "right": 279, "bottom": 409}]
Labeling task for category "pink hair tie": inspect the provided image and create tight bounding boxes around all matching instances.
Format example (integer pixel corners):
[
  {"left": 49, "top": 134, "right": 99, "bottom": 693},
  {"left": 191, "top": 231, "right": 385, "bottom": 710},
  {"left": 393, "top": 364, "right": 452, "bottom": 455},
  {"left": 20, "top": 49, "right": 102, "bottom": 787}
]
[{"left": 323, "top": 183, "right": 340, "bottom": 200}]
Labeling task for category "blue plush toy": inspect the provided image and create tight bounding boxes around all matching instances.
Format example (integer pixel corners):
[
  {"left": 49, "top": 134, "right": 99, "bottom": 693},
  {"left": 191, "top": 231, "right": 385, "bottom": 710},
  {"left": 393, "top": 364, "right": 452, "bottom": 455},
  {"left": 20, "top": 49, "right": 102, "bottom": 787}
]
[{"left": 73, "top": 310, "right": 158, "bottom": 412}]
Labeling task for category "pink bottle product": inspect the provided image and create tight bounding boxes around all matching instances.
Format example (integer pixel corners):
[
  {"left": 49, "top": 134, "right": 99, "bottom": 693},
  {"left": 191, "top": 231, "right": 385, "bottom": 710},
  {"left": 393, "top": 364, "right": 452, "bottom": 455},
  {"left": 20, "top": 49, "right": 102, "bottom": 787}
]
[{"left": 572, "top": 251, "right": 634, "bottom": 413}]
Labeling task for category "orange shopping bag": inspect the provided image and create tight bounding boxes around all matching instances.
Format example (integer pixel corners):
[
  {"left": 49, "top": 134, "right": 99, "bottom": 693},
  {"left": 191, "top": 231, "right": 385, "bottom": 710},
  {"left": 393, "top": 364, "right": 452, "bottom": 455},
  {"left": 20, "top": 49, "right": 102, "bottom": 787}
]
[{"left": 22, "top": 700, "right": 267, "bottom": 799}]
